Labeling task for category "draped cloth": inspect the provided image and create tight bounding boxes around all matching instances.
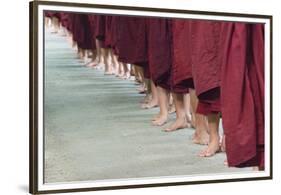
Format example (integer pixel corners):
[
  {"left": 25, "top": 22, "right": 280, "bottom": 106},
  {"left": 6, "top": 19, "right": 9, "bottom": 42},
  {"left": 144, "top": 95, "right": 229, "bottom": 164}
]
[
  {"left": 94, "top": 15, "right": 106, "bottom": 48},
  {"left": 115, "top": 17, "right": 148, "bottom": 67},
  {"left": 59, "top": 13, "right": 69, "bottom": 28},
  {"left": 171, "top": 19, "right": 194, "bottom": 93},
  {"left": 220, "top": 22, "right": 265, "bottom": 168},
  {"left": 147, "top": 18, "right": 172, "bottom": 89},
  {"left": 72, "top": 14, "right": 93, "bottom": 50},
  {"left": 191, "top": 20, "right": 222, "bottom": 101}
]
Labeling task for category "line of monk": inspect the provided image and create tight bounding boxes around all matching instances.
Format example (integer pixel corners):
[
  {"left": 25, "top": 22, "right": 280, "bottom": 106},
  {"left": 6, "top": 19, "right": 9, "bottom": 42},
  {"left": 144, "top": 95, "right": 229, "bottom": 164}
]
[{"left": 44, "top": 11, "right": 265, "bottom": 170}]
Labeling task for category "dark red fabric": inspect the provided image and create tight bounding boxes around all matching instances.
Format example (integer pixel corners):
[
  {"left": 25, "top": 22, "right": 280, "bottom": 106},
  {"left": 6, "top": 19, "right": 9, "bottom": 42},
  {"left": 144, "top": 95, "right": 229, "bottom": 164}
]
[
  {"left": 220, "top": 22, "right": 265, "bottom": 168},
  {"left": 65, "top": 13, "right": 74, "bottom": 32},
  {"left": 94, "top": 15, "right": 106, "bottom": 44},
  {"left": 72, "top": 14, "right": 93, "bottom": 50},
  {"left": 44, "top": 11, "right": 53, "bottom": 18},
  {"left": 104, "top": 16, "right": 113, "bottom": 48},
  {"left": 147, "top": 18, "right": 172, "bottom": 89},
  {"left": 115, "top": 17, "right": 148, "bottom": 66},
  {"left": 197, "top": 97, "right": 221, "bottom": 115},
  {"left": 191, "top": 20, "right": 222, "bottom": 100},
  {"left": 87, "top": 14, "right": 97, "bottom": 50},
  {"left": 171, "top": 19, "right": 193, "bottom": 94},
  {"left": 143, "top": 63, "right": 151, "bottom": 79},
  {"left": 109, "top": 16, "right": 120, "bottom": 55},
  {"left": 60, "top": 13, "right": 69, "bottom": 28},
  {"left": 44, "top": 11, "right": 60, "bottom": 20}
]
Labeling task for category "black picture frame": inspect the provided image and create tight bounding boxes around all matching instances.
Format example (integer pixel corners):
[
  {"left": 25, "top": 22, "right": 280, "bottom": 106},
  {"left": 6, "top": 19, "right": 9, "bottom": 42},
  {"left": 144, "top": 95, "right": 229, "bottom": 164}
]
[{"left": 29, "top": 0, "right": 273, "bottom": 194}]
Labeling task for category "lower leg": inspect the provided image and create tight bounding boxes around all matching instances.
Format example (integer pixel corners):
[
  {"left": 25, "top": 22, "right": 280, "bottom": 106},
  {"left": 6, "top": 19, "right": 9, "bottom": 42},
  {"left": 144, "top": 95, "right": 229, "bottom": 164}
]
[
  {"left": 168, "top": 93, "right": 176, "bottom": 114},
  {"left": 143, "top": 80, "right": 159, "bottom": 109},
  {"left": 183, "top": 94, "right": 192, "bottom": 124},
  {"left": 199, "top": 113, "right": 220, "bottom": 157},
  {"left": 164, "top": 93, "right": 189, "bottom": 131},
  {"left": 136, "top": 67, "right": 146, "bottom": 93},
  {"left": 86, "top": 49, "right": 98, "bottom": 67},
  {"left": 190, "top": 89, "right": 209, "bottom": 145},
  {"left": 152, "top": 87, "right": 169, "bottom": 126},
  {"left": 104, "top": 49, "right": 112, "bottom": 74}
]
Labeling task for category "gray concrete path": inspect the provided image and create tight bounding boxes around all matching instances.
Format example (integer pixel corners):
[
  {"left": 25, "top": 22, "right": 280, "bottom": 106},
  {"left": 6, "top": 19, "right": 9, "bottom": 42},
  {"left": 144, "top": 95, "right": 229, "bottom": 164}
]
[{"left": 44, "top": 29, "right": 251, "bottom": 183}]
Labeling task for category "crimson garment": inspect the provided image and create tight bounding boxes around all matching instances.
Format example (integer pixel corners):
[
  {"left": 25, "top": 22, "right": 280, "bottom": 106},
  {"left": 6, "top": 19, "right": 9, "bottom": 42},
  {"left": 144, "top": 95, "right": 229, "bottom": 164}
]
[
  {"left": 94, "top": 15, "right": 106, "bottom": 48},
  {"left": 171, "top": 19, "right": 194, "bottom": 93},
  {"left": 72, "top": 14, "right": 93, "bottom": 50},
  {"left": 115, "top": 17, "right": 148, "bottom": 66},
  {"left": 220, "top": 22, "right": 265, "bottom": 168},
  {"left": 191, "top": 20, "right": 222, "bottom": 100},
  {"left": 60, "top": 13, "right": 69, "bottom": 28},
  {"left": 87, "top": 14, "right": 97, "bottom": 50},
  {"left": 44, "top": 11, "right": 53, "bottom": 18},
  {"left": 197, "top": 98, "right": 221, "bottom": 115},
  {"left": 65, "top": 13, "right": 74, "bottom": 33},
  {"left": 44, "top": 11, "right": 60, "bottom": 20},
  {"left": 147, "top": 18, "right": 172, "bottom": 89},
  {"left": 104, "top": 16, "right": 113, "bottom": 48},
  {"left": 108, "top": 16, "right": 120, "bottom": 55}
]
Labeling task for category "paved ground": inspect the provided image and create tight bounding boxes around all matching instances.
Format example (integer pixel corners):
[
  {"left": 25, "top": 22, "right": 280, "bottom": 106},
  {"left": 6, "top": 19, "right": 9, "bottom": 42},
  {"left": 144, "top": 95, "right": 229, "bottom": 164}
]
[{"left": 44, "top": 29, "right": 251, "bottom": 183}]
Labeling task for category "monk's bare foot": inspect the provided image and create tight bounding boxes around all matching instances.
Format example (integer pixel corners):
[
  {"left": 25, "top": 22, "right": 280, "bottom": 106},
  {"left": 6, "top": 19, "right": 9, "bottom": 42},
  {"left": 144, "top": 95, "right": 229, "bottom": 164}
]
[
  {"left": 105, "top": 70, "right": 113, "bottom": 75},
  {"left": 163, "top": 117, "right": 189, "bottom": 132},
  {"left": 198, "top": 138, "right": 220, "bottom": 157},
  {"left": 97, "top": 63, "right": 105, "bottom": 70},
  {"left": 129, "top": 76, "right": 136, "bottom": 81},
  {"left": 192, "top": 130, "right": 209, "bottom": 145},
  {"left": 86, "top": 61, "right": 99, "bottom": 67},
  {"left": 151, "top": 113, "right": 161, "bottom": 121},
  {"left": 152, "top": 114, "right": 168, "bottom": 126},
  {"left": 122, "top": 72, "right": 131, "bottom": 80},
  {"left": 140, "top": 94, "right": 151, "bottom": 104},
  {"left": 135, "top": 79, "right": 141, "bottom": 85},
  {"left": 141, "top": 100, "right": 158, "bottom": 109},
  {"left": 137, "top": 85, "right": 147, "bottom": 94},
  {"left": 168, "top": 104, "right": 176, "bottom": 114}
]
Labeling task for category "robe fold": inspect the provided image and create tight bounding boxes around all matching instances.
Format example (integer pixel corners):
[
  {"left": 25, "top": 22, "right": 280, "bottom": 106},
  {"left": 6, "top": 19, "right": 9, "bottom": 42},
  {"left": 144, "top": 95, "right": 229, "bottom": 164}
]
[
  {"left": 220, "top": 22, "right": 265, "bottom": 168},
  {"left": 104, "top": 16, "right": 114, "bottom": 48},
  {"left": 59, "top": 13, "right": 69, "bottom": 28},
  {"left": 94, "top": 15, "right": 106, "bottom": 48},
  {"left": 87, "top": 14, "right": 97, "bottom": 50},
  {"left": 191, "top": 20, "right": 222, "bottom": 101},
  {"left": 171, "top": 19, "right": 194, "bottom": 93},
  {"left": 72, "top": 14, "right": 93, "bottom": 50},
  {"left": 115, "top": 17, "right": 148, "bottom": 66},
  {"left": 197, "top": 97, "right": 221, "bottom": 115},
  {"left": 147, "top": 18, "right": 172, "bottom": 89}
]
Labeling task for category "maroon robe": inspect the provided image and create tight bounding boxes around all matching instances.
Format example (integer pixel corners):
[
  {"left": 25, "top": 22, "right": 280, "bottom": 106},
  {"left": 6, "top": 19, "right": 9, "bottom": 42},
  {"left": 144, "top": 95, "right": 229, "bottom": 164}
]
[
  {"left": 170, "top": 19, "right": 193, "bottom": 94},
  {"left": 65, "top": 13, "right": 74, "bottom": 33},
  {"left": 147, "top": 18, "right": 172, "bottom": 89},
  {"left": 105, "top": 16, "right": 113, "bottom": 48},
  {"left": 115, "top": 17, "right": 148, "bottom": 67},
  {"left": 220, "top": 22, "right": 265, "bottom": 168},
  {"left": 196, "top": 98, "right": 221, "bottom": 115},
  {"left": 59, "top": 13, "right": 69, "bottom": 28},
  {"left": 44, "top": 11, "right": 60, "bottom": 20},
  {"left": 94, "top": 15, "right": 106, "bottom": 48},
  {"left": 44, "top": 11, "right": 53, "bottom": 18},
  {"left": 191, "top": 20, "right": 222, "bottom": 101},
  {"left": 109, "top": 16, "right": 120, "bottom": 55},
  {"left": 72, "top": 14, "right": 93, "bottom": 50},
  {"left": 87, "top": 14, "right": 97, "bottom": 50}
]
